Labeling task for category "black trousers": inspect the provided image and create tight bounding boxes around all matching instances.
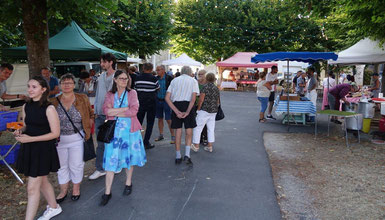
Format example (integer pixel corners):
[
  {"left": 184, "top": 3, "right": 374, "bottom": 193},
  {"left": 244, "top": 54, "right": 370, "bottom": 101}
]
[{"left": 137, "top": 98, "right": 156, "bottom": 145}]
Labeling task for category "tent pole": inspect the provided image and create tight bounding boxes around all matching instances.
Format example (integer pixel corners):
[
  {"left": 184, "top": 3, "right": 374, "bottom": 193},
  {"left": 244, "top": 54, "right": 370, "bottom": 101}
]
[{"left": 287, "top": 59, "right": 290, "bottom": 132}]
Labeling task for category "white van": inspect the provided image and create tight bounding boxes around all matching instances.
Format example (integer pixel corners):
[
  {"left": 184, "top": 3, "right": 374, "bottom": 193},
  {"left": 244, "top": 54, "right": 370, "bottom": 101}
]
[{"left": 4, "top": 62, "right": 101, "bottom": 100}]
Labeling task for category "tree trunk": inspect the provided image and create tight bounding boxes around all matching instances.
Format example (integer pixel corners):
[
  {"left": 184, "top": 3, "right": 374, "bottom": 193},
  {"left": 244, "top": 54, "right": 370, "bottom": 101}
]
[{"left": 22, "top": 0, "right": 50, "bottom": 78}]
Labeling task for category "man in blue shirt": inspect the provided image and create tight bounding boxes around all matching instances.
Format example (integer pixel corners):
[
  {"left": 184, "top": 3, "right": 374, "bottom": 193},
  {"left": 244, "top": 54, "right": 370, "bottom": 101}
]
[
  {"left": 41, "top": 67, "right": 59, "bottom": 98},
  {"left": 155, "top": 65, "right": 175, "bottom": 143}
]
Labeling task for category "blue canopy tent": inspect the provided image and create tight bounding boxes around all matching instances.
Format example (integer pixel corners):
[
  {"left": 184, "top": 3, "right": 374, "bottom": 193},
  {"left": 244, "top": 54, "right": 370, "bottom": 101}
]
[{"left": 251, "top": 52, "right": 338, "bottom": 129}]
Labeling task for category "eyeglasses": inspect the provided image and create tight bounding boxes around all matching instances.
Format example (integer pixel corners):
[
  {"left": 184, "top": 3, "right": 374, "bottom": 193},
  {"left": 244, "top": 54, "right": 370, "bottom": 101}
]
[
  {"left": 118, "top": 78, "right": 128, "bottom": 81},
  {"left": 60, "top": 82, "right": 74, "bottom": 85}
]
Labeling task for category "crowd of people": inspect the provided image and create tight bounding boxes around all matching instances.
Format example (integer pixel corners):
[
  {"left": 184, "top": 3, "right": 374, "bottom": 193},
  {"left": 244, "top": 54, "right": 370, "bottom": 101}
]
[{"left": 0, "top": 52, "right": 221, "bottom": 220}]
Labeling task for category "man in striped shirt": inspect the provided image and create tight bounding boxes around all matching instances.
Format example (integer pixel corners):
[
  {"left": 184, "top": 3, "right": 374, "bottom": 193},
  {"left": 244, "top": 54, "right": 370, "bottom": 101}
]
[{"left": 135, "top": 63, "right": 160, "bottom": 149}]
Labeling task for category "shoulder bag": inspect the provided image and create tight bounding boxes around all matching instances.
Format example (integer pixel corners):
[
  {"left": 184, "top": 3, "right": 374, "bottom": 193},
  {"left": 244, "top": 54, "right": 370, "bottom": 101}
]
[
  {"left": 56, "top": 97, "right": 96, "bottom": 162},
  {"left": 215, "top": 94, "right": 225, "bottom": 121},
  {"left": 97, "top": 91, "right": 126, "bottom": 143}
]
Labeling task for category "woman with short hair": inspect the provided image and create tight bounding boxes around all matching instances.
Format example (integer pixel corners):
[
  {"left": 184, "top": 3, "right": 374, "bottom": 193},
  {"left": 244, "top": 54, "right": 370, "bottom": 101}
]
[
  {"left": 50, "top": 73, "right": 94, "bottom": 203},
  {"left": 191, "top": 72, "right": 220, "bottom": 153},
  {"left": 100, "top": 70, "right": 146, "bottom": 206},
  {"left": 256, "top": 72, "right": 272, "bottom": 123}
]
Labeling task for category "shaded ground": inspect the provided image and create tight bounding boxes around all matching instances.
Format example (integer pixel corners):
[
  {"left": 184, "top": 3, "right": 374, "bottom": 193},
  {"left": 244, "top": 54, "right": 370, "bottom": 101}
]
[
  {"left": 264, "top": 132, "right": 385, "bottom": 220},
  {"left": 1, "top": 91, "right": 283, "bottom": 220}
]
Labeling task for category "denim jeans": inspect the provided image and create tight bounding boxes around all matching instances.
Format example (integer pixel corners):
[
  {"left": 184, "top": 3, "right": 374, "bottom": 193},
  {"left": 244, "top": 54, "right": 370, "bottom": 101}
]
[
  {"left": 95, "top": 115, "right": 106, "bottom": 171},
  {"left": 258, "top": 97, "right": 269, "bottom": 113}
]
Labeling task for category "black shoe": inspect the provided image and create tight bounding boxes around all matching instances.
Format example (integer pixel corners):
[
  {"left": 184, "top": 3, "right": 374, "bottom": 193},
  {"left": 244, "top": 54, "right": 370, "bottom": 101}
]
[
  {"left": 175, "top": 158, "right": 182, "bottom": 164},
  {"left": 99, "top": 194, "right": 112, "bottom": 206},
  {"left": 266, "top": 115, "right": 276, "bottom": 120},
  {"left": 123, "top": 185, "right": 132, "bottom": 196},
  {"left": 183, "top": 156, "right": 193, "bottom": 165},
  {"left": 56, "top": 194, "right": 67, "bottom": 204},
  {"left": 154, "top": 135, "right": 164, "bottom": 142},
  {"left": 71, "top": 194, "right": 81, "bottom": 201},
  {"left": 145, "top": 143, "right": 155, "bottom": 149}
]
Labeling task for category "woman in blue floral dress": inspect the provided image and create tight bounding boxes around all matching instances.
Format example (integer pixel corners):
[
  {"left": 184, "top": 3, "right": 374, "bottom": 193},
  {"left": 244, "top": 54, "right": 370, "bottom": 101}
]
[{"left": 100, "top": 70, "right": 146, "bottom": 206}]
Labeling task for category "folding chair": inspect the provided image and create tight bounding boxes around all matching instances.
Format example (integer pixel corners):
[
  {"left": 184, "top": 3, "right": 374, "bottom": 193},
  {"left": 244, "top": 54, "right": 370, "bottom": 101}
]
[{"left": 0, "top": 141, "right": 23, "bottom": 184}]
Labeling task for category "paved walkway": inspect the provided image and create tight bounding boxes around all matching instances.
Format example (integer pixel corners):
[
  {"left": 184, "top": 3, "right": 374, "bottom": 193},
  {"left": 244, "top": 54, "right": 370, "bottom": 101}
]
[{"left": 56, "top": 91, "right": 327, "bottom": 220}]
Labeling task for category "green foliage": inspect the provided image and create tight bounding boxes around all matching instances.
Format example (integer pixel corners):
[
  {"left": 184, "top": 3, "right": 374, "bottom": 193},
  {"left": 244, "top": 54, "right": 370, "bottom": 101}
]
[
  {"left": 342, "top": 0, "right": 385, "bottom": 45},
  {"left": 101, "top": 0, "right": 174, "bottom": 58},
  {"left": 173, "top": 0, "right": 330, "bottom": 64}
]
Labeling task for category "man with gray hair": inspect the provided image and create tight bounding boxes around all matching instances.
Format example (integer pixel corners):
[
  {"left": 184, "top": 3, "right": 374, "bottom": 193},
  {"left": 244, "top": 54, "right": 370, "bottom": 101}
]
[
  {"left": 155, "top": 65, "right": 175, "bottom": 143},
  {"left": 165, "top": 66, "right": 199, "bottom": 165}
]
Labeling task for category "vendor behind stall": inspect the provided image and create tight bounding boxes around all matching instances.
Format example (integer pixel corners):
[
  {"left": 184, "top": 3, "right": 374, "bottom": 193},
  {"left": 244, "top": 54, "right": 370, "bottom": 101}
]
[
  {"left": 0, "top": 63, "right": 26, "bottom": 109},
  {"left": 368, "top": 73, "right": 380, "bottom": 98},
  {"left": 327, "top": 83, "right": 359, "bottom": 124}
]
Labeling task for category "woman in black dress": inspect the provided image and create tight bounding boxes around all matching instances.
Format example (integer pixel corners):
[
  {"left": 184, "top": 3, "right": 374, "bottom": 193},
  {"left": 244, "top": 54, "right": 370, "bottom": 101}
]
[{"left": 15, "top": 76, "right": 62, "bottom": 220}]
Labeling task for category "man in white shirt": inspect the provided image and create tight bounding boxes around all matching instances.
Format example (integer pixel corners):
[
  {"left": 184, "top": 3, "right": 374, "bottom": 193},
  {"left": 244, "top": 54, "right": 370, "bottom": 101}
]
[
  {"left": 265, "top": 66, "right": 279, "bottom": 120},
  {"left": 165, "top": 66, "right": 199, "bottom": 165}
]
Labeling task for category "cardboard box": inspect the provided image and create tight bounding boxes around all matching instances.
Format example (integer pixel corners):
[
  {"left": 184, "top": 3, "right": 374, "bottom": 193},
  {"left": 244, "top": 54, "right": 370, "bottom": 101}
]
[{"left": 280, "top": 95, "right": 300, "bottom": 101}]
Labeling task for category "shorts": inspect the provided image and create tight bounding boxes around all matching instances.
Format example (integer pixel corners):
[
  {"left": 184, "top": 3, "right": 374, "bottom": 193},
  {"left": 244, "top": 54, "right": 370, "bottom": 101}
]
[
  {"left": 268, "top": 91, "right": 275, "bottom": 102},
  {"left": 171, "top": 101, "right": 197, "bottom": 129},
  {"left": 156, "top": 99, "right": 172, "bottom": 120}
]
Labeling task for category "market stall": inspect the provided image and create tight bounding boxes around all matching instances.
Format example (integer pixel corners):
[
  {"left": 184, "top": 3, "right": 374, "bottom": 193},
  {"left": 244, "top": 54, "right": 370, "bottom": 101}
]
[
  {"left": 216, "top": 52, "right": 277, "bottom": 90},
  {"left": 330, "top": 38, "right": 385, "bottom": 135},
  {"left": 251, "top": 52, "right": 338, "bottom": 129}
]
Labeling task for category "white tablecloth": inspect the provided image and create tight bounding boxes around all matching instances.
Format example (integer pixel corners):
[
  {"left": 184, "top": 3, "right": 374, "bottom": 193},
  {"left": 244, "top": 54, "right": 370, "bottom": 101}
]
[{"left": 220, "top": 81, "right": 237, "bottom": 89}]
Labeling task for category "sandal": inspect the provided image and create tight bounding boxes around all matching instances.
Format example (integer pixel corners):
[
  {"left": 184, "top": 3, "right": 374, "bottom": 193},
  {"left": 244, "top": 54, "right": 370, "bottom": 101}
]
[
  {"left": 203, "top": 146, "right": 213, "bottom": 153},
  {"left": 155, "top": 135, "right": 164, "bottom": 141},
  {"left": 259, "top": 118, "right": 266, "bottom": 123},
  {"left": 191, "top": 144, "right": 199, "bottom": 152}
]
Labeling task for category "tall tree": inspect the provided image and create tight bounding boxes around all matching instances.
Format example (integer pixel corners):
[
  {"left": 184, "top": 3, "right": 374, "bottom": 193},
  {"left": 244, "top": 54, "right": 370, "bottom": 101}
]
[
  {"left": 101, "top": 0, "right": 174, "bottom": 59},
  {"left": 173, "top": 0, "right": 330, "bottom": 64},
  {"left": 0, "top": 0, "right": 116, "bottom": 77}
]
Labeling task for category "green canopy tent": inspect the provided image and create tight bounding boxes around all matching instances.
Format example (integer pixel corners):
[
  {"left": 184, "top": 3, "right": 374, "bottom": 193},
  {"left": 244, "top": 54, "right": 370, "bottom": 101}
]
[{"left": 2, "top": 21, "right": 127, "bottom": 60}]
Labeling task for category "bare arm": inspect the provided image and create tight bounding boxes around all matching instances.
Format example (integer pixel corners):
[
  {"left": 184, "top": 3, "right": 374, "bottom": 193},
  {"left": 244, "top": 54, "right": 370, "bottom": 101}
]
[
  {"left": 165, "top": 92, "right": 183, "bottom": 118},
  {"left": 15, "top": 105, "right": 60, "bottom": 143},
  {"left": 182, "top": 92, "right": 197, "bottom": 118},
  {"left": 263, "top": 82, "right": 272, "bottom": 90}
]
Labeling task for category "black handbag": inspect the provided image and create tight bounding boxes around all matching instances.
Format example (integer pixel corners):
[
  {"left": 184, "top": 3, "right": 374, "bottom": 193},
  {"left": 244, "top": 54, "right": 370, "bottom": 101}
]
[
  {"left": 97, "top": 91, "right": 126, "bottom": 143},
  {"left": 56, "top": 97, "right": 96, "bottom": 162},
  {"left": 215, "top": 96, "right": 225, "bottom": 121}
]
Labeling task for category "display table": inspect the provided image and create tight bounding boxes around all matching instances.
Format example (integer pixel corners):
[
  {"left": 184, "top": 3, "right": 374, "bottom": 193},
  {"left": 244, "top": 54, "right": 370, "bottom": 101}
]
[
  {"left": 275, "top": 101, "right": 316, "bottom": 125},
  {"left": 315, "top": 110, "right": 361, "bottom": 148},
  {"left": 237, "top": 80, "right": 257, "bottom": 91},
  {"left": 220, "top": 81, "right": 237, "bottom": 90}
]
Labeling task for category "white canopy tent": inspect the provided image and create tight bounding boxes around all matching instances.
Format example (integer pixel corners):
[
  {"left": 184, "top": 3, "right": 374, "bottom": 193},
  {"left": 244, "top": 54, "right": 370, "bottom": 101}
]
[
  {"left": 162, "top": 53, "right": 202, "bottom": 66},
  {"left": 330, "top": 38, "right": 385, "bottom": 65}
]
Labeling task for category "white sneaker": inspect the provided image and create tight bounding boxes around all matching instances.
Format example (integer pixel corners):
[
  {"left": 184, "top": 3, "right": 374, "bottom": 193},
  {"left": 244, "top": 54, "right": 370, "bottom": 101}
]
[
  {"left": 89, "top": 170, "right": 106, "bottom": 180},
  {"left": 37, "top": 204, "right": 62, "bottom": 220}
]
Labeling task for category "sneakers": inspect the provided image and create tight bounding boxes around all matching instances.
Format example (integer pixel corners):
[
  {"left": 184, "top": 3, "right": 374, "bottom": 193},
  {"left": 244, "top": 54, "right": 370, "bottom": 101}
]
[
  {"left": 89, "top": 170, "right": 106, "bottom": 180},
  {"left": 37, "top": 205, "right": 62, "bottom": 220},
  {"left": 170, "top": 136, "right": 176, "bottom": 144},
  {"left": 266, "top": 115, "right": 276, "bottom": 120}
]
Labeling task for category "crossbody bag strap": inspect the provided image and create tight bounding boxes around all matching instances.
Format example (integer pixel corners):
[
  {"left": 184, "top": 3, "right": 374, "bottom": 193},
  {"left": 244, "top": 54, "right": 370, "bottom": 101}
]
[
  {"left": 56, "top": 97, "right": 84, "bottom": 139},
  {"left": 114, "top": 90, "right": 127, "bottom": 120}
]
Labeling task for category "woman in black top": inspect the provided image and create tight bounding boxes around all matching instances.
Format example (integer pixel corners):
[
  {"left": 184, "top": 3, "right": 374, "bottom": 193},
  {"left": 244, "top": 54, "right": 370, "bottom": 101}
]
[{"left": 15, "top": 76, "right": 62, "bottom": 220}]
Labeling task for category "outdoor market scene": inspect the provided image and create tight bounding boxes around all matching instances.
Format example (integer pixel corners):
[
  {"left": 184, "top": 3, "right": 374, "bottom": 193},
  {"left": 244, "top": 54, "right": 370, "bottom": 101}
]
[{"left": 0, "top": 1, "right": 384, "bottom": 219}]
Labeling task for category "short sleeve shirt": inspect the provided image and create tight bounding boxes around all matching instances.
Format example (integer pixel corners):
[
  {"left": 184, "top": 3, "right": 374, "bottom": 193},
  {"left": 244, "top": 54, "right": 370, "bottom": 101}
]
[
  {"left": 167, "top": 74, "right": 199, "bottom": 102},
  {"left": 200, "top": 83, "right": 220, "bottom": 113},
  {"left": 48, "top": 76, "right": 59, "bottom": 98},
  {"left": 266, "top": 72, "right": 278, "bottom": 91},
  {"left": 307, "top": 76, "right": 316, "bottom": 91},
  {"left": 0, "top": 81, "right": 6, "bottom": 98}
]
